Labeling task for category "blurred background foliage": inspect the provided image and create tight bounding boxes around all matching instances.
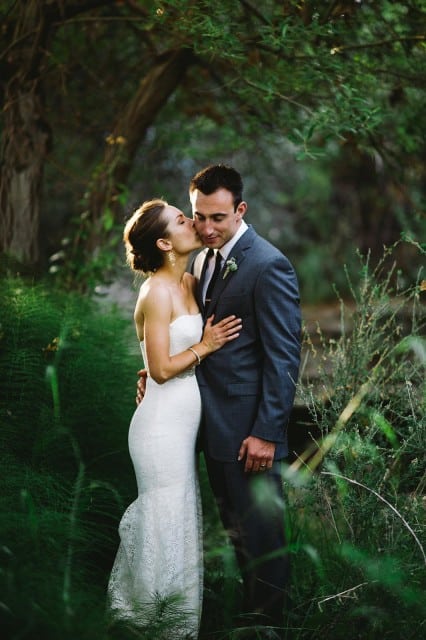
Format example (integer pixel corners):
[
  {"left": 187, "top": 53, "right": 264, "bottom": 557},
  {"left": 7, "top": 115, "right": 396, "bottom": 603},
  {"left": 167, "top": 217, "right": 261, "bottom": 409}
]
[{"left": 1, "top": 0, "right": 424, "bottom": 297}]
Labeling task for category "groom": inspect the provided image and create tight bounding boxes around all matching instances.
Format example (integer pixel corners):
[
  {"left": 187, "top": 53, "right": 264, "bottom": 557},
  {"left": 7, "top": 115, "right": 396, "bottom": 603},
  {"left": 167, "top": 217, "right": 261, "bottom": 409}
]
[{"left": 189, "top": 165, "right": 301, "bottom": 634}]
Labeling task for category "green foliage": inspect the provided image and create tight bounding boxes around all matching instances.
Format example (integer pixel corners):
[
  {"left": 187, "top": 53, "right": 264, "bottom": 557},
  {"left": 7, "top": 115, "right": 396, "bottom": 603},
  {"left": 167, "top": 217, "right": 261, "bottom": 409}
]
[
  {"left": 300, "top": 243, "right": 425, "bottom": 464},
  {"left": 149, "top": 0, "right": 425, "bottom": 152},
  {"left": 0, "top": 276, "right": 139, "bottom": 639},
  {"left": 48, "top": 213, "right": 124, "bottom": 293},
  {"left": 278, "top": 244, "right": 425, "bottom": 638}
]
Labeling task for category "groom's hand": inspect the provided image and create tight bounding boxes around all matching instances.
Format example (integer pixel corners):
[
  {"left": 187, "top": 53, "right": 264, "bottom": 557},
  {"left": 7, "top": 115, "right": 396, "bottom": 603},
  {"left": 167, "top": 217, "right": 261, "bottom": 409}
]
[
  {"left": 136, "top": 369, "right": 147, "bottom": 405},
  {"left": 238, "top": 436, "right": 275, "bottom": 473}
]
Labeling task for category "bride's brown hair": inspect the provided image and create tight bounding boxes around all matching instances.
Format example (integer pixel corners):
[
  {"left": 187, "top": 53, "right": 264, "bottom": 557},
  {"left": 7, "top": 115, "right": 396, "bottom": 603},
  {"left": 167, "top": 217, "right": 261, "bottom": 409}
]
[{"left": 123, "top": 199, "right": 170, "bottom": 273}]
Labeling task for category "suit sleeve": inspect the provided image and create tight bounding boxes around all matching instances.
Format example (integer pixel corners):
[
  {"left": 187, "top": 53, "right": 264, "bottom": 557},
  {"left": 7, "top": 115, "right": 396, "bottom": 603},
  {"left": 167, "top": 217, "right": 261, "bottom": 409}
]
[{"left": 250, "top": 255, "right": 301, "bottom": 443}]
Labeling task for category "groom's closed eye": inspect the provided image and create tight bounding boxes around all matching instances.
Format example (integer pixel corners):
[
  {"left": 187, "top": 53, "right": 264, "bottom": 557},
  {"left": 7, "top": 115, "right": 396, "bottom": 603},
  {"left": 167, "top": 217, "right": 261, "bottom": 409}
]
[{"left": 194, "top": 213, "right": 227, "bottom": 223}]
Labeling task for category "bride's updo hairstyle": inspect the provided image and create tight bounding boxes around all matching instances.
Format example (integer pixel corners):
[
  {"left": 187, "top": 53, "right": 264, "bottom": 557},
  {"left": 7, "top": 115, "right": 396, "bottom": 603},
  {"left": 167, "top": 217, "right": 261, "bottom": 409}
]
[{"left": 123, "top": 199, "right": 170, "bottom": 273}]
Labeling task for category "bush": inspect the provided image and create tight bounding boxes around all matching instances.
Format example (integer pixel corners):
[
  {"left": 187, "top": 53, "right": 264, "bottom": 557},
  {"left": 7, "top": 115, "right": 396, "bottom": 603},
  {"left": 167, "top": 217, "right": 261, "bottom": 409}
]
[
  {"left": 0, "top": 276, "right": 139, "bottom": 639},
  {"left": 281, "top": 247, "right": 425, "bottom": 639}
]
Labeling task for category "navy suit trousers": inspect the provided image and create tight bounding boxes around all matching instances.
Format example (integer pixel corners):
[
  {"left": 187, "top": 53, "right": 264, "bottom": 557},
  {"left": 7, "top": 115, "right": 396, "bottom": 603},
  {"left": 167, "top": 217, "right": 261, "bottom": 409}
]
[{"left": 204, "top": 454, "right": 290, "bottom": 628}]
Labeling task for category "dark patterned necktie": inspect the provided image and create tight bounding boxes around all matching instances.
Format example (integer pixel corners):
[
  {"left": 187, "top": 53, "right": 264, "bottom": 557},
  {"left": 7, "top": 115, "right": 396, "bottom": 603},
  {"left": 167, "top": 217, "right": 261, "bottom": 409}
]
[{"left": 205, "top": 250, "right": 222, "bottom": 304}]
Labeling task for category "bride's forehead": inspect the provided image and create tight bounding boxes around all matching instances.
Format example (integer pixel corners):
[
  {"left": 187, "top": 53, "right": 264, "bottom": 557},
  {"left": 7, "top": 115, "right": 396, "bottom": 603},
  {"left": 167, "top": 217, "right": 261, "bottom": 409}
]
[{"left": 164, "top": 205, "right": 183, "bottom": 220}]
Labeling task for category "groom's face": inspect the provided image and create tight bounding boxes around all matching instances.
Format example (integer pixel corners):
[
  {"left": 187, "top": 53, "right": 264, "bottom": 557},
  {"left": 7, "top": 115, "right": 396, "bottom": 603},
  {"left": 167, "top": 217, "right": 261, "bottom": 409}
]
[{"left": 190, "top": 187, "right": 246, "bottom": 250}]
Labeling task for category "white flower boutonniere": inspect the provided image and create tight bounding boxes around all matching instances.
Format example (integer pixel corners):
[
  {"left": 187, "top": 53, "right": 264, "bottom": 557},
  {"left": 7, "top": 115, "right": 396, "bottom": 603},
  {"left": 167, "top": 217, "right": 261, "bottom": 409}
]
[{"left": 223, "top": 257, "right": 238, "bottom": 279}]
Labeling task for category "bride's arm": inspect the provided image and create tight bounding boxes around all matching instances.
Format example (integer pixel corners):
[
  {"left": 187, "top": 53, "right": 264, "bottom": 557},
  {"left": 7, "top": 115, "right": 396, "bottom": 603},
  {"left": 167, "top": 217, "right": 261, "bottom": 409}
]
[{"left": 141, "top": 285, "right": 242, "bottom": 385}]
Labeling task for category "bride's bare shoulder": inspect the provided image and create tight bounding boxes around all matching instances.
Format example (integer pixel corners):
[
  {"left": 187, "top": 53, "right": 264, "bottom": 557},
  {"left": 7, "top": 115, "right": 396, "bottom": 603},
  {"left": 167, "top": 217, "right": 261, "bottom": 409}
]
[
  {"left": 134, "top": 278, "right": 173, "bottom": 340},
  {"left": 136, "top": 276, "right": 172, "bottom": 315}
]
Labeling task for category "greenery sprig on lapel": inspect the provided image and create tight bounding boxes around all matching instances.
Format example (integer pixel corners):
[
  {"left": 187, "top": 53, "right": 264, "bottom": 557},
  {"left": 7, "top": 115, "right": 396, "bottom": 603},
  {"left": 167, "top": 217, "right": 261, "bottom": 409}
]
[{"left": 222, "top": 257, "right": 238, "bottom": 279}]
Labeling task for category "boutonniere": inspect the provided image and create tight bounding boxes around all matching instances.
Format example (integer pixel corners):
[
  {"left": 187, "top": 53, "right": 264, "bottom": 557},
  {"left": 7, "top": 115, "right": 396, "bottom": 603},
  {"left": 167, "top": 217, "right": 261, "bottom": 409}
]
[{"left": 223, "top": 257, "right": 238, "bottom": 279}]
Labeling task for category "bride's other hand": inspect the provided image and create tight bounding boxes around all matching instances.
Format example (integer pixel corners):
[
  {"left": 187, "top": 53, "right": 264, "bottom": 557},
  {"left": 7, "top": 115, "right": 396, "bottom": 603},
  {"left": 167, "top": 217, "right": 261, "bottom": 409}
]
[
  {"left": 201, "top": 314, "right": 242, "bottom": 352},
  {"left": 136, "top": 369, "right": 147, "bottom": 405}
]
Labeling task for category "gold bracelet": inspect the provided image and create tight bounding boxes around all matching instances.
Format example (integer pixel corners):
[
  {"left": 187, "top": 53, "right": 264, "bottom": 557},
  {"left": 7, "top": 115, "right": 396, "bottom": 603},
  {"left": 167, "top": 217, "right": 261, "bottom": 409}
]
[{"left": 188, "top": 347, "right": 201, "bottom": 366}]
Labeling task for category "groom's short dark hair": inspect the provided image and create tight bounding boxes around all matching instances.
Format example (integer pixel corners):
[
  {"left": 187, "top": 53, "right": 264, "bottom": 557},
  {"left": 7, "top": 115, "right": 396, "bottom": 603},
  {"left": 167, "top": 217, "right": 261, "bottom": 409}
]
[{"left": 189, "top": 164, "right": 243, "bottom": 211}]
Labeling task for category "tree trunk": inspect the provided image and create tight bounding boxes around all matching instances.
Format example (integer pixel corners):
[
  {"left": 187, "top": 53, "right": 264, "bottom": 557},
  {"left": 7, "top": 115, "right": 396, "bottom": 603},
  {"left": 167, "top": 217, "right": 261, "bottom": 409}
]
[
  {"left": 85, "top": 48, "right": 194, "bottom": 249},
  {"left": 0, "top": 0, "right": 52, "bottom": 265},
  {"left": 0, "top": 0, "right": 115, "bottom": 265},
  {"left": 0, "top": 79, "right": 50, "bottom": 264}
]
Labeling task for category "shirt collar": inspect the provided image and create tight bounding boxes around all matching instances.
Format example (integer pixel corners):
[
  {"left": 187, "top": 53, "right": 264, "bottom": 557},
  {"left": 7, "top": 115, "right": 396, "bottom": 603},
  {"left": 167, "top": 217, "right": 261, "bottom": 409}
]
[{"left": 218, "top": 220, "right": 248, "bottom": 261}]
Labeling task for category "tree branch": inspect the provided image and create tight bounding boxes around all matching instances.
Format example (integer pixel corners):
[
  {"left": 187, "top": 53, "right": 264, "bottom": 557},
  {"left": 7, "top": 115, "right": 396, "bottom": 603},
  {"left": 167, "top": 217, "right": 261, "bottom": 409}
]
[
  {"left": 54, "top": 15, "right": 150, "bottom": 25},
  {"left": 47, "top": 0, "right": 116, "bottom": 21},
  {"left": 238, "top": 0, "right": 271, "bottom": 26},
  {"left": 243, "top": 78, "right": 314, "bottom": 115},
  {"left": 0, "top": 0, "right": 117, "bottom": 64},
  {"left": 330, "top": 35, "right": 425, "bottom": 55},
  {"left": 320, "top": 0, "right": 343, "bottom": 25},
  {"left": 124, "top": 0, "right": 149, "bottom": 18}
]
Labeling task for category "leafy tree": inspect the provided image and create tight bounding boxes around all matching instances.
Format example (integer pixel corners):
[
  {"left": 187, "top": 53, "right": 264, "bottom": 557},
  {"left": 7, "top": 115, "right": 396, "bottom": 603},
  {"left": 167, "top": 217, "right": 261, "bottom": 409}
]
[{"left": 1, "top": 0, "right": 424, "bottom": 271}]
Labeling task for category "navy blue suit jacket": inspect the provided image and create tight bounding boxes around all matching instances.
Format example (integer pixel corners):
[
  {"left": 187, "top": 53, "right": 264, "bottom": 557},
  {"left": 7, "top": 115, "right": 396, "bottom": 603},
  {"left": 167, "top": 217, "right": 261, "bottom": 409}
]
[{"left": 192, "top": 226, "right": 301, "bottom": 462}]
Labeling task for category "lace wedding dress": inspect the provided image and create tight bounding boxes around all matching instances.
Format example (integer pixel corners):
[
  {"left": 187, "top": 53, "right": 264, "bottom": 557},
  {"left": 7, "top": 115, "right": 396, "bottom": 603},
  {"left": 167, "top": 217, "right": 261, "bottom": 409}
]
[{"left": 108, "top": 314, "right": 203, "bottom": 638}]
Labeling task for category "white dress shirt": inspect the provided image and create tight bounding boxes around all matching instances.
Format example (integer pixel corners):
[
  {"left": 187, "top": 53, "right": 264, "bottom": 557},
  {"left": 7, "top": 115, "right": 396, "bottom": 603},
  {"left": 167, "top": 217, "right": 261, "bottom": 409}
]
[{"left": 202, "top": 220, "right": 248, "bottom": 303}]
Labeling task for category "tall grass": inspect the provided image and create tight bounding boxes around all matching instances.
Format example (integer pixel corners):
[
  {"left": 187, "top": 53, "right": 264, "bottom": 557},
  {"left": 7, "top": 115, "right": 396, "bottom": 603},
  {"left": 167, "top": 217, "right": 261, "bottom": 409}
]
[
  {"left": 280, "top": 249, "right": 425, "bottom": 640},
  {"left": 1, "top": 245, "right": 424, "bottom": 639},
  {"left": 0, "top": 276, "right": 139, "bottom": 639}
]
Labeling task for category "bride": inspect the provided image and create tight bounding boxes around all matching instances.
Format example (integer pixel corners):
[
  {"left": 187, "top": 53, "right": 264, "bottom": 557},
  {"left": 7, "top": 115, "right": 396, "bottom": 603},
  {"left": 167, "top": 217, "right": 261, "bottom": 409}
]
[{"left": 107, "top": 199, "right": 241, "bottom": 638}]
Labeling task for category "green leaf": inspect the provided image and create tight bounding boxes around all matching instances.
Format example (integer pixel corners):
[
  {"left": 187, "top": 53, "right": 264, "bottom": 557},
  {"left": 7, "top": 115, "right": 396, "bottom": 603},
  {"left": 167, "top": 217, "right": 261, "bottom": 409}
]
[
  {"left": 370, "top": 410, "right": 399, "bottom": 449},
  {"left": 102, "top": 208, "right": 114, "bottom": 232}
]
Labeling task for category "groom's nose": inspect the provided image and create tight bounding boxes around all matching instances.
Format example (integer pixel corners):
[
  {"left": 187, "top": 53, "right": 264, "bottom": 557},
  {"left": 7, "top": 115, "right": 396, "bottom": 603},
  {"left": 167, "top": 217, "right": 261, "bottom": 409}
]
[{"left": 202, "top": 219, "right": 215, "bottom": 235}]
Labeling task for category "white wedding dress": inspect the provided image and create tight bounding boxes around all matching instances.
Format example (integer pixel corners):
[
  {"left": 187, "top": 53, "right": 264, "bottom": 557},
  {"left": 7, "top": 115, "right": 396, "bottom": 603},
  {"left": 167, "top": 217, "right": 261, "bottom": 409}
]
[{"left": 108, "top": 314, "right": 203, "bottom": 638}]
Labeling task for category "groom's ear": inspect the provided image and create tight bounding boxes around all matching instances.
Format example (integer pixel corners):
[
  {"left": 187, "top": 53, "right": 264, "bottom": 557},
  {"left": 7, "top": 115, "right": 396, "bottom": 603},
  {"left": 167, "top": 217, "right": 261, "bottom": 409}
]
[
  {"left": 236, "top": 201, "right": 247, "bottom": 220},
  {"left": 156, "top": 238, "right": 172, "bottom": 252}
]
